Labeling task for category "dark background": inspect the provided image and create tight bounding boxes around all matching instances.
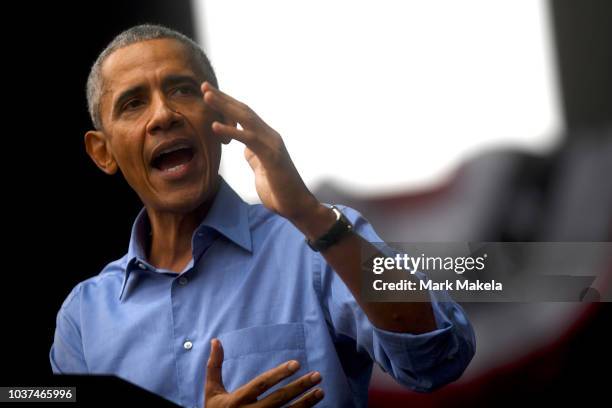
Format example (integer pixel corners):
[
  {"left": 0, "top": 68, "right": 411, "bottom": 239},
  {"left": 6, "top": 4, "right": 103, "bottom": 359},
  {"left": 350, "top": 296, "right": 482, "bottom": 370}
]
[{"left": 3, "top": 0, "right": 611, "bottom": 406}]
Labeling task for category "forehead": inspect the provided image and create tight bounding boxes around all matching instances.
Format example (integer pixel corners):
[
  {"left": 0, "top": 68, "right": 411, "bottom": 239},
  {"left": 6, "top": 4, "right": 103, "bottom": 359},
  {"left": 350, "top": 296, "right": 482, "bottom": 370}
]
[{"left": 101, "top": 38, "right": 199, "bottom": 92}]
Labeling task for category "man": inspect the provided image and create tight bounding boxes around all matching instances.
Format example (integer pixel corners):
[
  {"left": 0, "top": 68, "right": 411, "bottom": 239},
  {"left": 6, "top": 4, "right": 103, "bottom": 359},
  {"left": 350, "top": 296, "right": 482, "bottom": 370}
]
[{"left": 50, "top": 24, "right": 475, "bottom": 407}]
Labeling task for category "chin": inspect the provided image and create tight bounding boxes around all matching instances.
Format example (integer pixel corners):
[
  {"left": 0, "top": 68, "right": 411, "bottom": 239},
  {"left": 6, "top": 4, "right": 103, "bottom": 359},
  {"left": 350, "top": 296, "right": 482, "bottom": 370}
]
[{"left": 154, "top": 184, "right": 215, "bottom": 214}]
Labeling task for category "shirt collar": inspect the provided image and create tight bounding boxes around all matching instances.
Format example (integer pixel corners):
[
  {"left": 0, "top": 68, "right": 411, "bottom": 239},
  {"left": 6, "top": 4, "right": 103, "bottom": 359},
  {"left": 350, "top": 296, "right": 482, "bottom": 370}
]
[
  {"left": 198, "top": 177, "right": 253, "bottom": 253},
  {"left": 120, "top": 177, "right": 252, "bottom": 300}
]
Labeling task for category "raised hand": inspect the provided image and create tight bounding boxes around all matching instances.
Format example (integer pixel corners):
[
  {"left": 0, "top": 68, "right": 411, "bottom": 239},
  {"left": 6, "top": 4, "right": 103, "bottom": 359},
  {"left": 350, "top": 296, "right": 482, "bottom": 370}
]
[{"left": 201, "top": 82, "right": 323, "bottom": 225}]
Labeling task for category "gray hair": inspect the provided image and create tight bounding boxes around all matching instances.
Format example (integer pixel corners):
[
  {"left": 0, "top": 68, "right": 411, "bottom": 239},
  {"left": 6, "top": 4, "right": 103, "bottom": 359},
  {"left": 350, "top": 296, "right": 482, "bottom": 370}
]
[{"left": 86, "top": 24, "right": 218, "bottom": 130}]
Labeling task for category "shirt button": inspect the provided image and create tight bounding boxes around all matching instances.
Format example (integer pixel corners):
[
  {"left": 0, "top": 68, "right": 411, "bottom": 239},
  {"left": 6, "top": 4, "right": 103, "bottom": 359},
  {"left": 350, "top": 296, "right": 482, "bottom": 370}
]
[
  {"left": 183, "top": 340, "right": 193, "bottom": 350},
  {"left": 137, "top": 262, "right": 146, "bottom": 270},
  {"left": 178, "top": 277, "right": 188, "bottom": 286}
]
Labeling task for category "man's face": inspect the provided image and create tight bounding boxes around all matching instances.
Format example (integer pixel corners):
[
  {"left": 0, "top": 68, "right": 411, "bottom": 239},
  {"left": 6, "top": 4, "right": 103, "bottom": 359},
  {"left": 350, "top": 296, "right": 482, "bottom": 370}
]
[{"left": 87, "top": 38, "right": 224, "bottom": 213}]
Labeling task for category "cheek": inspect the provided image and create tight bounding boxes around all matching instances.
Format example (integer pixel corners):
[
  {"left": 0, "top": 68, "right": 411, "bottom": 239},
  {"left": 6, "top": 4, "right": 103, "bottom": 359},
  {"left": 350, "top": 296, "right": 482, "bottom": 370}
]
[
  {"left": 109, "top": 132, "right": 147, "bottom": 179},
  {"left": 182, "top": 109, "right": 221, "bottom": 151},
  {"left": 119, "top": 155, "right": 147, "bottom": 180},
  {"left": 180, "top": 99, "right": 220, "bottom": 125},
  {"left": 205, "top": 141, "right": 222, "bottom": 165}
]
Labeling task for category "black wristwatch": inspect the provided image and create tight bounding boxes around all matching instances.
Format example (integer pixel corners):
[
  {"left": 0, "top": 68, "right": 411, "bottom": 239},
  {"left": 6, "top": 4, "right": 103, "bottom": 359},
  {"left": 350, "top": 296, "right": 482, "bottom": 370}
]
[{"left": 306, "top": 205, "right": 353, "bottom": 252}]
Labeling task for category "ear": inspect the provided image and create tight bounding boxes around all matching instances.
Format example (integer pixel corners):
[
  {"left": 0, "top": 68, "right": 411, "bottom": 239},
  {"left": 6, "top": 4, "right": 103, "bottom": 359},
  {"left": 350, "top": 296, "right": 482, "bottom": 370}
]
[{"left": 84, "top": 130, "right": 118, "bottom": 175}]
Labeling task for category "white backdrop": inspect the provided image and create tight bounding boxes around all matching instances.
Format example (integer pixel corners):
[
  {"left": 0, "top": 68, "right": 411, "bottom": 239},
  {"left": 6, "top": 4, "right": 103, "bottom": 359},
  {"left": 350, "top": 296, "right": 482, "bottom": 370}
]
[{"left": 193, "top": 0, "right": 561, "bottom": 202}]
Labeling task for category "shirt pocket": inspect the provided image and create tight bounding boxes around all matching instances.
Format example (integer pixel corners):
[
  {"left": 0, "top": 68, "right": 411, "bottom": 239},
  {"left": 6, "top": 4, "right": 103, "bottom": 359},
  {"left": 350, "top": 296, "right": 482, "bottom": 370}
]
[{"left": 216, "top": 322, "right": 310, "bottom": 398}]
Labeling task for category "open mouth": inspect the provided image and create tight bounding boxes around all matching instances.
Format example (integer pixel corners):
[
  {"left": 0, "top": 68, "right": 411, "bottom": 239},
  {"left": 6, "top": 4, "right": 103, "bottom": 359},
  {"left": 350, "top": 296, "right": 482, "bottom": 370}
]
[{"left": 151, "top": 143, "right": 195, "bottom": 174}]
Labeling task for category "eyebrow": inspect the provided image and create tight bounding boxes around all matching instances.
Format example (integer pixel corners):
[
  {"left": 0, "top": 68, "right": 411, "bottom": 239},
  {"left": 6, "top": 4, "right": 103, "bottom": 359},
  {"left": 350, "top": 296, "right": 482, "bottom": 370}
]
[
  {"left": 111, "top": 74, "right": 201, "bottom": 116},
  {"left": 161, "top": 74, "right": 201, "bottom": 89},
  {"left": 112, "top": 84, "right": 147, "bottom": 117}
]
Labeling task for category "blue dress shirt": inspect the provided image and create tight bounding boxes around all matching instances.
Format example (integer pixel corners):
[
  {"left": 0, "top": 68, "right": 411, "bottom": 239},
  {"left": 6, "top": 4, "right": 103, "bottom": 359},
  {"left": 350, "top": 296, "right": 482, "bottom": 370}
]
[{"left": 50, "top": 178, "right": 475, "bottom": 407}]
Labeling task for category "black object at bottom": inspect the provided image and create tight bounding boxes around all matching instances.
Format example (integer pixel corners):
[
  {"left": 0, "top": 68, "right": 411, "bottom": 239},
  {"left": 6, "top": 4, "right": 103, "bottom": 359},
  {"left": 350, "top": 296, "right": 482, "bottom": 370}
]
[{"left": 47, "top": 375, "right": 179, "bottom": 407}]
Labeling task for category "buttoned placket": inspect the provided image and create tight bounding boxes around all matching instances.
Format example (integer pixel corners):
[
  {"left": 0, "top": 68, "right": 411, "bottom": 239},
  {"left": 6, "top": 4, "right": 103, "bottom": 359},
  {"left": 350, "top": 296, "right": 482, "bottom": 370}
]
[{"left": 169, "top": 227, "right": 217, "bottom": 407}]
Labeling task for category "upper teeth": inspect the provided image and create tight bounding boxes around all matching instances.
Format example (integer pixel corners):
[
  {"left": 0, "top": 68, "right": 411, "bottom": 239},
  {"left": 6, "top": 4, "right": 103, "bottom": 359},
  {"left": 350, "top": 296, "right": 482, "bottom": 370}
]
[{"left": 156, "top": 143, "right": 190, "bottom": 157}]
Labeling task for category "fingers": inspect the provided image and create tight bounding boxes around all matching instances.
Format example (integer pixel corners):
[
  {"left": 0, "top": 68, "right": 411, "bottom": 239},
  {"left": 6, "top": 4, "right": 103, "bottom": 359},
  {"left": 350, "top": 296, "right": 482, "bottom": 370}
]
[
  {"left": 211, "top": 121, "right": 256, "bottom": 146},
  {"left": 202, "top": 82, "right": 261, "bottom": 130},
  {"left": 255, "top": 371, "right": 323, "bottom": 408},
  {"left": 205, "top": 338, "right": 226, "bottom": 397},
  {"left": 233, "top": 360, "right": 301, "bottom": 403},
  {"left": 286, "top": 387, "right": 325, "bottom": 408},
  {"left": 202, "top": 82, "right": 286, "bottom": 160},
  {"left": 211, "top": 120, "right": 275, "bottom": 160}
]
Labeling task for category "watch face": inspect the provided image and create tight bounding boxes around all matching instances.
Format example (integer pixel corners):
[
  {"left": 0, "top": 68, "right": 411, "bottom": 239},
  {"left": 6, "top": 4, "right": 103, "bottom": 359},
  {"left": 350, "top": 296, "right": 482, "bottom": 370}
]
[
  {"left": 331, "top": 206, "right": 342, "bottom": 220},
  {"left": 332, "top": 206, "right": 353, "bottom": 228}
]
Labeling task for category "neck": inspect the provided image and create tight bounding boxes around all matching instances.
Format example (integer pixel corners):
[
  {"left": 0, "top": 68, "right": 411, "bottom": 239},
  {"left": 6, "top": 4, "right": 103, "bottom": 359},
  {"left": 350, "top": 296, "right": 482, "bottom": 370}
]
[{"left": 146, "top": 183, "right": 220, "bottom": 273}]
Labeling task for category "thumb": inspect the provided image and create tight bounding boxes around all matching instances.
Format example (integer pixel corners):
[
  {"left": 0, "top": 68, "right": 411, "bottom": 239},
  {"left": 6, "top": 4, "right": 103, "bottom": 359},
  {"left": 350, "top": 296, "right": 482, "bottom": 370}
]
[{"left": 205, "top": 338, "right": 226, "bottom": 397}]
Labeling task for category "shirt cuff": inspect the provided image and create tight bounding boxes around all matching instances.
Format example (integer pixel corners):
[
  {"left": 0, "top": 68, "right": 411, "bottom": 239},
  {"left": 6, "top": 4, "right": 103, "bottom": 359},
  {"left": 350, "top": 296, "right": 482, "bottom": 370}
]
[{"left": 371, "top": 295, "right": 460, "bottom": 373}]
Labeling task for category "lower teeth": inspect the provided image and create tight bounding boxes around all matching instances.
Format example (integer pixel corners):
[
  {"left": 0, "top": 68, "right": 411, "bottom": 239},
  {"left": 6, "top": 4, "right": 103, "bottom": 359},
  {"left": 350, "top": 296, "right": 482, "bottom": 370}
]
[{"left": 166, "top": 164, "right": 184, "bottom": 173}]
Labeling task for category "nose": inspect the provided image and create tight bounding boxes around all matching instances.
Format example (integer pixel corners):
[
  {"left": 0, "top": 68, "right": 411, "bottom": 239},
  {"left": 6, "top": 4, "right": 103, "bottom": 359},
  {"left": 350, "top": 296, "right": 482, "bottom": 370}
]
[{"left": 146, "top": 94, "right": 183, "bottom": 134}]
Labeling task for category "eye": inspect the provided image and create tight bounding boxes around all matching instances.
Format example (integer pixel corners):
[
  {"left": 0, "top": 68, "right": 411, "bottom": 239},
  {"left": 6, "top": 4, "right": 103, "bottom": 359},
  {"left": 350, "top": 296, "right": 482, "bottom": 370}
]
[
  {"left": 171, "top": 84, "right": 197, "bottom": 97},
  {"left": 122, "top": 98, "right": 145, "bottom": 111}
]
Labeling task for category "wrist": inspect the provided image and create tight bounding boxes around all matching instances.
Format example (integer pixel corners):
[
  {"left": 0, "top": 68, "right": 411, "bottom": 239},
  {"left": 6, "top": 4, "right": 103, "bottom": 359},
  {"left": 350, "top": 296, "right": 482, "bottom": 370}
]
[{"left": 290, "top": 200, "right": 337, "bottom": 242}]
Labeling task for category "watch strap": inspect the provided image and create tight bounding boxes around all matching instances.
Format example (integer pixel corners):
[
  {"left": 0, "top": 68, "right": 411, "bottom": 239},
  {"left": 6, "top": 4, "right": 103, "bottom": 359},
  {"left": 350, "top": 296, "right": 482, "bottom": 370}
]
[{"left": 306, "top": 205, "right": 353, "bottom": 252}]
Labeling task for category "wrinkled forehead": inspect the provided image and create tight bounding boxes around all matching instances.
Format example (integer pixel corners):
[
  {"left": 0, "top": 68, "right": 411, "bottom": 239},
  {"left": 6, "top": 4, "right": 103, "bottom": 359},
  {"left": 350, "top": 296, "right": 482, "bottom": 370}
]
[{"left": 100, "top": 38, "right": 201, "bottom": 97}]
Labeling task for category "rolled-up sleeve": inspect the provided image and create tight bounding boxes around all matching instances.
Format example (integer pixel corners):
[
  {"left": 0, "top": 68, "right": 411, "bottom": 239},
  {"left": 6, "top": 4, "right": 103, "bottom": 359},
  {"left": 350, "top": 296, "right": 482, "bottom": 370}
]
[
  {"left": 49, "top": 284, "right": 88, "bottom": 374},
  {"left": 315, "top": 205, "right": 476, "bottom": 392},
  {"left": 370, "top": 288, "right": 476, "bottom": 392}
]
